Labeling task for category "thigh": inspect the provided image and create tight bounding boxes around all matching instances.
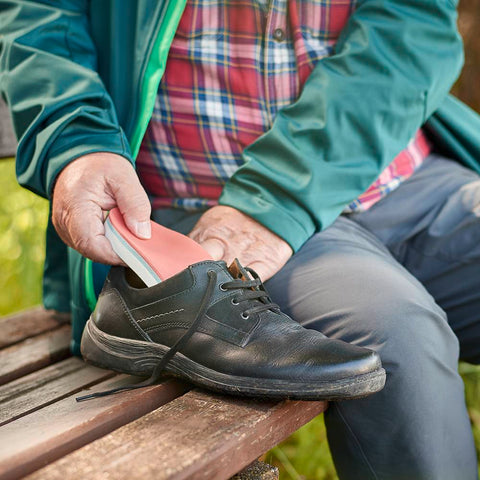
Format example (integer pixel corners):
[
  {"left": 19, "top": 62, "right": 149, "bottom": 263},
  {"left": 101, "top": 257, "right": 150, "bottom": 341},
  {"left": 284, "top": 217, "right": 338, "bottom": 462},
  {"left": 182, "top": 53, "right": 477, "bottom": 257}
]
[
  {"left": 266, "top": 215, "right": 455, "bottom": 357},
  {"left": 403, "top": 177, "right": 480, "bottom": 363},
  {"left": 349, "top": 155, "right": 480, "bottom": 362}
]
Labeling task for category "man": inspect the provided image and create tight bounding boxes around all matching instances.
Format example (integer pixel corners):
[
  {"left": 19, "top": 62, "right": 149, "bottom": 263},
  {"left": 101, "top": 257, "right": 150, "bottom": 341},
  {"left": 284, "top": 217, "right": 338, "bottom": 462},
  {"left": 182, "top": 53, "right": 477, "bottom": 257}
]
[{"left": 1, "top": 0, "right": 480, "bottom": 478}]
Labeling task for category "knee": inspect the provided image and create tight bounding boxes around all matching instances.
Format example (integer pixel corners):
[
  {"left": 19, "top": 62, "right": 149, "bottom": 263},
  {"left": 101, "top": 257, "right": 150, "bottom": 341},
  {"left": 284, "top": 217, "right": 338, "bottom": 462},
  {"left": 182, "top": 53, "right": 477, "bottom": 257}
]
[
  {"left": 318, "top": 286, "right": 461, "bottom": 386},
  {"left": 357, "top": 296, "right": 460, "bottom": 388},
  {"left": 422, "top": 179, "right": 480, "bottom": 262}
]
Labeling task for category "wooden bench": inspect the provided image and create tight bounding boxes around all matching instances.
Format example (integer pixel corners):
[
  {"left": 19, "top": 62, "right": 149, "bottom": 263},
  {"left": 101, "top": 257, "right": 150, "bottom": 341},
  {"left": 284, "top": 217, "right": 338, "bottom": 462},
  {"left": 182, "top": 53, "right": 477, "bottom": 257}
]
[
  {"left": 0, "top": 102, "right": 327, "bottom": 479},
  {"left": 0, "top": 307, "right": 327, "bottom": 480}
]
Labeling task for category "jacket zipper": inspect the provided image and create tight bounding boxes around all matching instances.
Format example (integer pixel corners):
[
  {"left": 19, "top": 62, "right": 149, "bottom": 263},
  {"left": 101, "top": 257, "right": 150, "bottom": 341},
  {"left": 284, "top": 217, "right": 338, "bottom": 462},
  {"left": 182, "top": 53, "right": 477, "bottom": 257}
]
[
  {"left": 84, "top": 0, "right": 187, "bottom": 312},
  {"left": 129, "top": 0, "right": 187, "bottom": 159}
]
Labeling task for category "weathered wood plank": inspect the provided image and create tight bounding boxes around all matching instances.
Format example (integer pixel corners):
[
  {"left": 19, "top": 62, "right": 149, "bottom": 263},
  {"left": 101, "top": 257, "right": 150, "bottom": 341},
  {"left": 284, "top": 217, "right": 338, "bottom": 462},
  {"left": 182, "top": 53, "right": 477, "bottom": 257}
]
[
  {"left": 0, "top": 376, "right": 189, "bottom": 480},
  {"left": 27, "top": 390, "right": 327, "bottom": 480},
  {"left": 0, "top": 357, "right": 114, "bottom": 426},
  {"left": 0, "top": 307, "right": 70, "bottom": 349},
  {"left": 0, "top": 325, "right": 71, "bottom": 385}
]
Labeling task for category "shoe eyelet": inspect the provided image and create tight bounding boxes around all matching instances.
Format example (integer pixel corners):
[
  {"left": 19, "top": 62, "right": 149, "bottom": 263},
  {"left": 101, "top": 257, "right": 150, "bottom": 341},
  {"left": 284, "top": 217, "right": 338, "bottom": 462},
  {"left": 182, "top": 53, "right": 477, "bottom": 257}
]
[
  {"left": 219, "top": 283, "right": 228, "bottom": 292},
  {"left": 241, "top": 312, "right": 250, "bottom": 320},
  {"left": 231, "top": 298, "right": 239, "bottom": 305}
]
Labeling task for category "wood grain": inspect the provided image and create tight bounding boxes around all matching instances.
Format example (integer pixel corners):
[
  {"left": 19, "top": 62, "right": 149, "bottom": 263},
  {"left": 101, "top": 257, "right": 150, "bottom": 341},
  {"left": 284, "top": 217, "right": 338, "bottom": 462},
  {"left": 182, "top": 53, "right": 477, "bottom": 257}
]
[
  {"left": 0, "top": 325, "right": 71, "bottom": 385},
  {"left": 27, "top": 390, "right": 327, "bottom": 480},
  {"left": 0, "top": 375, "right": 189, "bottom": 480},
  {"left": 0, "top": 357, "right": 114, "bottom": 426},
  {"left": 0, "top": 307, "right": 70, "bottom": 349}
]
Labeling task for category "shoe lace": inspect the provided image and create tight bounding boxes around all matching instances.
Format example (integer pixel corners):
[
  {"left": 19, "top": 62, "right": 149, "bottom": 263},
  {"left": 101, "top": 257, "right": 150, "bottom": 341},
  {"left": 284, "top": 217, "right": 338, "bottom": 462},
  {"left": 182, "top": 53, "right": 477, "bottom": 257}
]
[{"left": 220, "top": 266, "right": 280, "bottom": 318}]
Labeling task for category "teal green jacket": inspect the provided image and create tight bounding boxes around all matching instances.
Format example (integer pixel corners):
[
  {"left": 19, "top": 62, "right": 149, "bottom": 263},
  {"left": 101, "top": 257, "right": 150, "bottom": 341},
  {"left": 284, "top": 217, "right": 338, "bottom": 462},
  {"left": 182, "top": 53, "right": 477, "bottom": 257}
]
[{"left": 1, "top": 0, "right": 480, "bottom": 352}]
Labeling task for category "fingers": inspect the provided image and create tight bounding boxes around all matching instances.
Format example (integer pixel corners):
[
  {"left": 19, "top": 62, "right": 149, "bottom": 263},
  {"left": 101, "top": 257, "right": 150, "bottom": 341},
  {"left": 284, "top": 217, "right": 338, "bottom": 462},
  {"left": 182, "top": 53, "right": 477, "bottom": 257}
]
[
  {"left": 189, "top": 205, "right": 293, "bottom": 280},
  {"left": 107, "top": 166, "right": 152, "bottom": 239},
  {"left": 87, "top": 235, "right": 124, "bottom": 265},
  {"left": 52, "top": 152, "right": 151, "bottom": 265},
  {"left": 69, "top": 207, "right": 123, "bottom": 265},
  {"left": 53, "top": 197, "right": 122, "bottom": 264}
]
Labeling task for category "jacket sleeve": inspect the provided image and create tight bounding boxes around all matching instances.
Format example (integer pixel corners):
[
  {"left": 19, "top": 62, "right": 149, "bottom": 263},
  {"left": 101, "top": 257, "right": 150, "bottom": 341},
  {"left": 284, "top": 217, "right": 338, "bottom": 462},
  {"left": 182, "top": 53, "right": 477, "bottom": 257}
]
[
  {"left": 0, "top": 0, "right": 133, "bottom": 199},
  {"left": 219, "top": 0, "right": 464, "bottom": 252}
]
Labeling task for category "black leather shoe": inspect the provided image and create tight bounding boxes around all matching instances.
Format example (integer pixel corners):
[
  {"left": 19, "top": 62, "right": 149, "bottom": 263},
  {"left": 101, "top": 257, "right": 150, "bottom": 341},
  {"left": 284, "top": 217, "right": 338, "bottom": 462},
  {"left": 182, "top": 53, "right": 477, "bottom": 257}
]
[{"left": 80, "top": 259, "right": 385, "bottom": 400}]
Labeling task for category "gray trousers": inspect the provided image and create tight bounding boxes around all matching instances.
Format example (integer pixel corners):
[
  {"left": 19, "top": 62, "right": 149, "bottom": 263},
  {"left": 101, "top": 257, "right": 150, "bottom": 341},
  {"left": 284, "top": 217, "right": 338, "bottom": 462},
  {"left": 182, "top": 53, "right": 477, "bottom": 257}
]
[{"left": 153, "top": 154, "right": 480, "bottom": 480}]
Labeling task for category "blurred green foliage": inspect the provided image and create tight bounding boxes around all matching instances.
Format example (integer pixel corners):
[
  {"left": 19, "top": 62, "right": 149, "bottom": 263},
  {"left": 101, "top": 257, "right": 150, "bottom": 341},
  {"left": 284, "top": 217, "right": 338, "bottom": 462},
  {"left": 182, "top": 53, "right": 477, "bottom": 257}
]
[{"left": 0, "top": 159, "right": 48, "bottom": 315}]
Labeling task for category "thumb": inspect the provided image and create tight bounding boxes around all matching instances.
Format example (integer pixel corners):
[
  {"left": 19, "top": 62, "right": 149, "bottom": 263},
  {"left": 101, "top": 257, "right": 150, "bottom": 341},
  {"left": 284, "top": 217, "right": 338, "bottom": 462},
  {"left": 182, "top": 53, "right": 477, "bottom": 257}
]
[{"left": 109, "top": 169, "right": 152, "bottom": 239}]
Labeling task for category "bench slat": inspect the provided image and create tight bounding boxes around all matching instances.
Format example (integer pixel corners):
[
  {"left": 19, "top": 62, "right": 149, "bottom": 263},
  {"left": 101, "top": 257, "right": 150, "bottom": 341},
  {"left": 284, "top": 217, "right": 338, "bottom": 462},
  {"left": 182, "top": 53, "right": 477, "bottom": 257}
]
[
  {"left": 0, "top": 325, "right": 71, "bottom": 386},
  {"left": 0, "top": 357, "right": 114, "bottom": 426},
  {"left": 26, "top": 390, "right": 327, "bottom": 480},
  {"left": 0, "top": 376, "right": 189, "bottom": 480},
  {"left": 0, "top": 307, "right": 70, "bottom": 350}
]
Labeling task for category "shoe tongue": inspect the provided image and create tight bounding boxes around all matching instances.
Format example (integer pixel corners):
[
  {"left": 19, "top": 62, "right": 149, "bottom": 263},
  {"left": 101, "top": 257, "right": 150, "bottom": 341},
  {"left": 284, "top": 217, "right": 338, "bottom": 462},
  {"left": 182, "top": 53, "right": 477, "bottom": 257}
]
[{"left": 227, "top": 258, "right": 251, "bottom": 282}]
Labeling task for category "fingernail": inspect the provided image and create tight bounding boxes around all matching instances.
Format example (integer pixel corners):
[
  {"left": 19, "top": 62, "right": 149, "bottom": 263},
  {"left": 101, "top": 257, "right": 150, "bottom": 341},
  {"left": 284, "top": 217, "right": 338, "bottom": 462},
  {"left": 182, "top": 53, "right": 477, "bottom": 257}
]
[{"left": 135, "top": 221, "right": 151, "bottom": 239}]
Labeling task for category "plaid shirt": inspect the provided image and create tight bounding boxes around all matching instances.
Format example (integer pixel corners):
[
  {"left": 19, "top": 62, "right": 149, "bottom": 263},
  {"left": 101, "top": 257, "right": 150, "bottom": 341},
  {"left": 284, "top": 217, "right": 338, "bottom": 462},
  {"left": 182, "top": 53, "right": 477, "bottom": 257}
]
[{"left": 137, "top": 0, "right": 432, "bottom": 213}]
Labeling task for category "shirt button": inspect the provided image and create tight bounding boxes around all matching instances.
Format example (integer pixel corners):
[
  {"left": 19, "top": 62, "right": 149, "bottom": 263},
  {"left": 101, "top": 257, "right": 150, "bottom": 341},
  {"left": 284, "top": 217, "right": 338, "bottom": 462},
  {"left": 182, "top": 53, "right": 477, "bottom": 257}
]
[{"left": 273, "top": 28, "right": 286, "bottom": 42}]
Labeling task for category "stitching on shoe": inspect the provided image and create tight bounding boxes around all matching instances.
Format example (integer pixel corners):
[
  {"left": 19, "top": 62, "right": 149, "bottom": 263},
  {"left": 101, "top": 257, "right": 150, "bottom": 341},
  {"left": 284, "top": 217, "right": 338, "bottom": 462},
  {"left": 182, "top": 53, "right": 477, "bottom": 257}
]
[
  {"left": 144, "top": 319, "right": 247, "bottom": 346},
  {"left": 189, "top": 260, "right": 223, "bottom": 268},
  {"left": 136, "top": 309, "right": 185, "bottom": 323},
  {"left": 241, "top": 316, "right": 262, "bottom": 347},
  {"left": 108, "top": 288, "right": 152, "bottom": 342},
  {"left": 203, "top": 313, "right": 250, "bottom": 335},
  {"left": 143, "top": 321, "right": 190, "bottom": 332}
]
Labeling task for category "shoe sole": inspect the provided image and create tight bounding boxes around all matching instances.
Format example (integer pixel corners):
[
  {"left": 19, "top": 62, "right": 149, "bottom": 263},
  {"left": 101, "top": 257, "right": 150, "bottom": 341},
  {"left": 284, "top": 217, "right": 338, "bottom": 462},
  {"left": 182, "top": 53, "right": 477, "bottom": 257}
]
[{"left": 81, "top": 319, "right": 386, "bottom": 401}]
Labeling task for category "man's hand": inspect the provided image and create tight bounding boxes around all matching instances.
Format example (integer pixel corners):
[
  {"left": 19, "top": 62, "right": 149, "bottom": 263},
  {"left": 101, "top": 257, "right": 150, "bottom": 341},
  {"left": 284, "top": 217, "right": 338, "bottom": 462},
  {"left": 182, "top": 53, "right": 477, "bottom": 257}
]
[
  {"left": 189, "top": 206, "right": 292, "bottom": 281},
  {"left": 52, "top": 152, "right": 151, "bottom": 264}
]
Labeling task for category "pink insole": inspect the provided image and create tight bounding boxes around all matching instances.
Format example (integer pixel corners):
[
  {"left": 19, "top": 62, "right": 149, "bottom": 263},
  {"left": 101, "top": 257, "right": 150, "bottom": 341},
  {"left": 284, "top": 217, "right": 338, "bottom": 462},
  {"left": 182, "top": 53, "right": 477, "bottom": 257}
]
[{"left": 108, "top": 208, "right": 212, "bottom": 280}]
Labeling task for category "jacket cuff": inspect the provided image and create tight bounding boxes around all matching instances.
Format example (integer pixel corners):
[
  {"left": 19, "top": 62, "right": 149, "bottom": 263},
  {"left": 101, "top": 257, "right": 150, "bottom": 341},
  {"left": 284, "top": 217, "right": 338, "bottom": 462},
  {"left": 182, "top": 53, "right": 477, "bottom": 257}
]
[{"left": 219, "top": 183, "right": 315, "bottom": 252}]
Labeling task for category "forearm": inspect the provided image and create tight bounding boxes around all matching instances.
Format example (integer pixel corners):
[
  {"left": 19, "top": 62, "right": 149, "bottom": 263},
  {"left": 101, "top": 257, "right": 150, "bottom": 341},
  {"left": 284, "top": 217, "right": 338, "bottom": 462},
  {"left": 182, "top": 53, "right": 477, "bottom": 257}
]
[
  {"left": 220, "top": 0, "right": 463, "bottom": 251},
  {"left": 0, "top": 0, "right": 132, "bottom": 198}
]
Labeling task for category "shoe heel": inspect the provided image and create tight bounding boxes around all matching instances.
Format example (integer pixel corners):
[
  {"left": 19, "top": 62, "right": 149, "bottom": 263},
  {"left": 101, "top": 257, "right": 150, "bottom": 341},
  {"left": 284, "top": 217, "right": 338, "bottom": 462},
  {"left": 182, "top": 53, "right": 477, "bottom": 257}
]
[
  {"left": 80, "top": 318, "right": 119, "bottom": 372},
  {"left": 80, "top": 319, "right": 158, "bottom": 376}
]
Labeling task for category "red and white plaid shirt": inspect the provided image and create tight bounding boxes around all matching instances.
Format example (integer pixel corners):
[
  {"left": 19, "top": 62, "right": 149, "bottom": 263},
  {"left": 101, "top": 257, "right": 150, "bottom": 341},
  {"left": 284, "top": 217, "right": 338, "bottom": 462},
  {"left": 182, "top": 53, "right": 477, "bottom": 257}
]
[{"left": 137, "top": 0, "right": 432, "bottom": 213}]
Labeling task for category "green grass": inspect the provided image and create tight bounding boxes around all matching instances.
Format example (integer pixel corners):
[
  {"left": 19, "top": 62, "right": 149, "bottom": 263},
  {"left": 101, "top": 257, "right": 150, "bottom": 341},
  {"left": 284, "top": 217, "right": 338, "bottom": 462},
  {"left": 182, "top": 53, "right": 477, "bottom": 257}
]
[
  {"left": 266, "top": 416, "right": 338, "bottom": 480},
  {"left": 1, "top": 157, "right": 480, "bottom": 479}
]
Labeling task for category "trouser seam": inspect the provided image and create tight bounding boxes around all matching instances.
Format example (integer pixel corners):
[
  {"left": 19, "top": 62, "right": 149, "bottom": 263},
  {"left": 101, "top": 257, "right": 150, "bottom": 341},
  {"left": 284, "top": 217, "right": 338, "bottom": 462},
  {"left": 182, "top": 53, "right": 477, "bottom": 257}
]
[{"left": 333, "top": 402, "right": 379, "bottom": 480}]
